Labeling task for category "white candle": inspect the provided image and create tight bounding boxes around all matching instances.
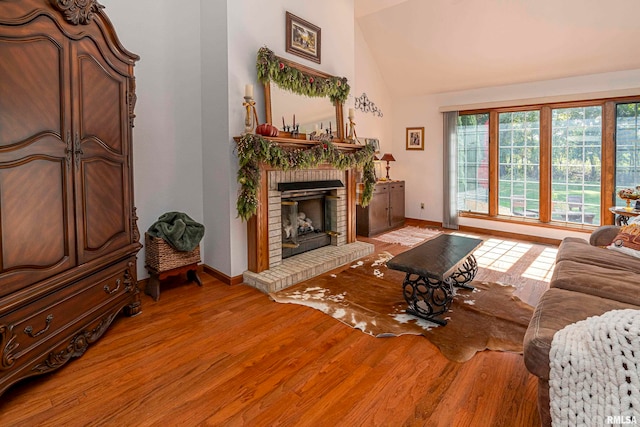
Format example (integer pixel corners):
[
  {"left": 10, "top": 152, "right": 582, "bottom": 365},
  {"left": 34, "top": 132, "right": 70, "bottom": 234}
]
[
  {"left": 245, "top": 84, "right": 253, "bottom": 98},
  {"left": 314, "top": 124, "right": 319, "bottom": 133},
  {"left": 348, "top": 108, "right": 355, "bottom": 119}
]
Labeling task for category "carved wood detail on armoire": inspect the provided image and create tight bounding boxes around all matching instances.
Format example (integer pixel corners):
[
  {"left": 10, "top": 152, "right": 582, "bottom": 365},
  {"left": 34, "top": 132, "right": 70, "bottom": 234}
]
[{"left": 0, "top": 0, "right": 141, "bottom": 396}]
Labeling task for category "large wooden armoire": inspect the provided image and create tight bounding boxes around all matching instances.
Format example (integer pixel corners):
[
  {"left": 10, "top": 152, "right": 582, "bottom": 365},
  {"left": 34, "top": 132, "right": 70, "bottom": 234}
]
[{"left": 0, "top": 0, "right": 141, "bottom": 395}]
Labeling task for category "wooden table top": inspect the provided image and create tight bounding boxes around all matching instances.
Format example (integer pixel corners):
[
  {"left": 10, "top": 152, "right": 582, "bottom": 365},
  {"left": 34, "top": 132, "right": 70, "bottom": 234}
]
[
  {"left": 609, "top": 206, "right": 640, "bottom": 216},
  {"left": 387, "top": 234, "right": 484, "bottom": 281}
]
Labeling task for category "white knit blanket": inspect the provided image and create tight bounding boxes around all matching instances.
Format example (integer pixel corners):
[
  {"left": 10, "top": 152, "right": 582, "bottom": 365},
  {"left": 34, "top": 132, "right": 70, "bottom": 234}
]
[{"left": 550, "top": 309, "right": 640, "bottom": 426}]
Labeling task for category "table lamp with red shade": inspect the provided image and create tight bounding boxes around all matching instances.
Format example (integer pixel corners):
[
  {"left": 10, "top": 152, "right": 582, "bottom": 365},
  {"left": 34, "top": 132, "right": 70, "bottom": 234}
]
[{"left": 380, "top": 153, "right": 396, "bottom": 180}]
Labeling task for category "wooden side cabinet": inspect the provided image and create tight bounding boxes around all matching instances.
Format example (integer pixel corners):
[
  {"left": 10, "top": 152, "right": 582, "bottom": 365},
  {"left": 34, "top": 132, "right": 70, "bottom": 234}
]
[{"left": 356, "top": 181, "right": 405, "bottom": 237}]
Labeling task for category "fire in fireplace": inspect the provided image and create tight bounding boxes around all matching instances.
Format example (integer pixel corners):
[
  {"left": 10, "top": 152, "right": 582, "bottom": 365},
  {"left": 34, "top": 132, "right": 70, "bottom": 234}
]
[{"left": 279, "top": 180, "right": 343, "bottom": 259}]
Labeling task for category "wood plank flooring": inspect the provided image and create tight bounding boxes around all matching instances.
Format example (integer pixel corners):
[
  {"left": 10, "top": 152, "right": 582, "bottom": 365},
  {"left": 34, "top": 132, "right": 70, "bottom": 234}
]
[{"left": 0, "top": 225, "right": 553, "bottom": 426}]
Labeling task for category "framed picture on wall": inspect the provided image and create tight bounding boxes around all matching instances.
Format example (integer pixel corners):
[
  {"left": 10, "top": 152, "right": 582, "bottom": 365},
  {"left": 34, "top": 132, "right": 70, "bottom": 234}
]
[
  {"left": 361, "top": 138, "right": 380, "bottom": 153},
  {"left": 285, "top": 12, "right": 321, "bottom": 64},
  {"left": 406, "top": 127, "right": 424, "bottom": 150}
]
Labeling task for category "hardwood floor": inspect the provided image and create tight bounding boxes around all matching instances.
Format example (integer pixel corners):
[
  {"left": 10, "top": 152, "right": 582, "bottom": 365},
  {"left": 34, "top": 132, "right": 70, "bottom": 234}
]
[{"left": 0, "top": 226, "right": 554, "bottom": 426}]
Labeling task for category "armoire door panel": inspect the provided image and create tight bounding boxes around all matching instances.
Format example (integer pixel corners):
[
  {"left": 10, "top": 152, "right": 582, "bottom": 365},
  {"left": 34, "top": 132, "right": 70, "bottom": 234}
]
[
  {"left": 0, "top": 36, "right": 65, "bottom": 148},
  {"left": 78, "top": 55, "right": 123, "bottom": 154},
  {"left": 72, "top": 38, "right": 131, "bottom": 265},
  {"left": 77, "top": 158, "right": 128, "bottom": 263},
  {"left": 0, "top": 157, "right": 75, "bottom": 297},
  {"left": 0, "top": 134, "right": 69, "bottom": 162}
]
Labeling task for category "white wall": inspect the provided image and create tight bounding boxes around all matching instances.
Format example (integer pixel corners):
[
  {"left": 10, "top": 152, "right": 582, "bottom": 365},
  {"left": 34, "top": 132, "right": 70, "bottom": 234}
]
[
  {"left": 102, "top": 1, "right": 204, "bottom": 279},
  {"left": 354, "top": 22, "right": 393, "bottom": 152},
  {"left": 393, "top": 68, "right": 640, "bottom": 241},
  {"left": 201, "top": 0, "right": 231, "bottom": 279}
]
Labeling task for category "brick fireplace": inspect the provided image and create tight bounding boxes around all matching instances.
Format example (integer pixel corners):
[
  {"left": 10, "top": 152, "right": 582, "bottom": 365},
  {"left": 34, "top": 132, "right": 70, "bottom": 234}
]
[{"left": 243, "top": 164, "right": 374, "bottom": 293}]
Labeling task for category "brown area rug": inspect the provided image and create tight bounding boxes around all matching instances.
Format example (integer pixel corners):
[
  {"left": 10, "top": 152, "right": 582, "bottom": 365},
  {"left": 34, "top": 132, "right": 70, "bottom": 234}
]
[{"left": 269, "top": 250, "right": 534, "bottom": 363}]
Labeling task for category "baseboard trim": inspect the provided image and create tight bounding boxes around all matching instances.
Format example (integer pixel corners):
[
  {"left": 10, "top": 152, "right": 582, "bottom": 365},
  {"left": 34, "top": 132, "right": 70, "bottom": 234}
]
[
  {"left": 136, "top": 264, "right": 244, "bottom": 288},
  {"left": 458, "top": 224, "right": 562, "bottom": 246},
  {"left": 405, "top": 217, "right": 562, "bottom": 246},
  {"left": 202, "top": 264, "right": 244, "bottom": 286},
  {"left": 138, "top": 277, "right": 149, "bottom": 290},
  {"left": 405, "top": 218, "right": 442, "bottom": 229}
]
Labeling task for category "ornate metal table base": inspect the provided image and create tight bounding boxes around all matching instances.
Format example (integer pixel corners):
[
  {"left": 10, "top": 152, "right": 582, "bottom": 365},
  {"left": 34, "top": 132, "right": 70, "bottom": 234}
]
[
  {"left": 447, "top": 255, "right": 478, "bottom": 290},
  {"left": 403, "top": 275, "right": 451, "bottom": 326},
  {"left": 402, "top": 255, "right": 478, "bottom": 326}
]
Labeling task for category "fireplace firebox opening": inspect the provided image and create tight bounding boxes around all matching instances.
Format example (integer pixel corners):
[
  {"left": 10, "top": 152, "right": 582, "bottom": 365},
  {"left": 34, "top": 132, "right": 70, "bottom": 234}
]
[
  {"left": 280, "top": 181, "right": 343, "bottom": 259},
  {"left": 281, "top": 190, "right": 340, "bottom": 258}
]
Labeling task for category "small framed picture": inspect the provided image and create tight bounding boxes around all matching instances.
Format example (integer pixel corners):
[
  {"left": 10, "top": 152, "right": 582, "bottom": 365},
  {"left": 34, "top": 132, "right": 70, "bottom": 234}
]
[
  {"left": 285, "top": 12, "right": 321, "bottom": 64},
  {"left": 362, "top": 138, "right": 380, "bottom": 153},
  {"left": 406, "top": 127, "right": 424, "bottom": 150}
]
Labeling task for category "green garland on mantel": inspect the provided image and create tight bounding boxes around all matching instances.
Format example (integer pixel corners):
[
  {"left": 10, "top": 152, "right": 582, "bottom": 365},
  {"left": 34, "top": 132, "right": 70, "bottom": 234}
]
[
  {"left": 256, "top": 46, "right": 350, "bottom": 103},
  {"left": 236, "top": 134, "right": 376, "bottom": 221}
]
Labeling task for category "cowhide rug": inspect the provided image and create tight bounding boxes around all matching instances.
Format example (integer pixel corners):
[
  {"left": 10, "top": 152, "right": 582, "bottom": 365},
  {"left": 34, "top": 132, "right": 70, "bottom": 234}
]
[{"left": 269, "top": 251, "right": 534, "bottom": 363}]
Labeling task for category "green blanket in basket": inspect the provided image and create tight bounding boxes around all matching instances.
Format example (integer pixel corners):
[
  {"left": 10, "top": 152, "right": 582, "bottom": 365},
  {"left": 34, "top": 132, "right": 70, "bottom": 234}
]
[{"left": 147, "top": 211, "right": 204, "bottom": 252}]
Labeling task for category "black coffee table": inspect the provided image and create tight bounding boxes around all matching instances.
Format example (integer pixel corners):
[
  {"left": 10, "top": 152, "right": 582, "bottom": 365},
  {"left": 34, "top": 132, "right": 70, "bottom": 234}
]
[{"left": 387, "top": 234, "right": 484, "bottom": 325}]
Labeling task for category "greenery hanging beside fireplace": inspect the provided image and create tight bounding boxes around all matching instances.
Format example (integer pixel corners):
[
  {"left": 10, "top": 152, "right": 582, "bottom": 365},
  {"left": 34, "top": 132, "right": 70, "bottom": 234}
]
[{"left": 236, "top": 134, "right": 376, "bottom": 221}]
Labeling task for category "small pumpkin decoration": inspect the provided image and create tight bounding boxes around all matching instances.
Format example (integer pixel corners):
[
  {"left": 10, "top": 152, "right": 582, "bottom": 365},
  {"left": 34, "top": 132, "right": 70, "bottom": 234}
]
[{"left": 256, "top": 123, "right": 279, "bottom": 137}]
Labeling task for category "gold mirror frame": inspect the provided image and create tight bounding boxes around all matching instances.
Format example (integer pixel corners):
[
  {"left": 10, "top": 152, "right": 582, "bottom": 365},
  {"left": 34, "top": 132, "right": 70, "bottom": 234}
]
[{"left": 263, "top": 56, "right": 345, "bottom": 142}]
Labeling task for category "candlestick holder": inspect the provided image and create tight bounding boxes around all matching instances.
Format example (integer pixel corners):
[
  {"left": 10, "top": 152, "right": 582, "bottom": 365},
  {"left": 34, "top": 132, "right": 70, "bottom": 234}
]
[
  {"left": 242, "top": 96, "right": 257, "bottom": 135},
  {"left": 347, "top": 117, "right": 357, "bottom": 143}
]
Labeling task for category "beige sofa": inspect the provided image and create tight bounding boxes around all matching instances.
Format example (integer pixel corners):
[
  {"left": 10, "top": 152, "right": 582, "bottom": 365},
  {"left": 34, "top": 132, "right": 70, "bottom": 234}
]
[{"left": 523, "top": 225, "right": 640, "bottom": 426}]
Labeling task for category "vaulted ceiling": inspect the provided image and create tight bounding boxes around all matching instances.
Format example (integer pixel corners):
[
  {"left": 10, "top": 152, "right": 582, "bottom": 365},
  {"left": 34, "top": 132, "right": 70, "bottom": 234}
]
[{"left": 355, "top": 0, "right": 640, "bottom": 96}]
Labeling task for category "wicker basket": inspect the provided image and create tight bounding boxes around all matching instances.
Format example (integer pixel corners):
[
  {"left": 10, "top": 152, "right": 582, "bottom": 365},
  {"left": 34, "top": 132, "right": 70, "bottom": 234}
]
[{"left": 145, "top": 233, "right": 201, "bottom": 273}]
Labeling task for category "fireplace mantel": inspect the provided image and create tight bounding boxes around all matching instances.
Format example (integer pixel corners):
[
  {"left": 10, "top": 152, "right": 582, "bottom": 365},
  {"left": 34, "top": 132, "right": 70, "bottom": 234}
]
[{"left": 233, "top": 136, "right": 365, "bottom": 152}]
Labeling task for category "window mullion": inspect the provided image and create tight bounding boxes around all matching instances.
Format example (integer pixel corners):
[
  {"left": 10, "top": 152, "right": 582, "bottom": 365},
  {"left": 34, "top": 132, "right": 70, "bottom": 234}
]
[
  {"left": 539, "top": 106, "right": 552, "bottom": 222},
  {"left": 489, "top": 111, "right": 499, "bottom": 216},
  {"left": 602, "top": 101, "right": 616, "bottom": 225}
]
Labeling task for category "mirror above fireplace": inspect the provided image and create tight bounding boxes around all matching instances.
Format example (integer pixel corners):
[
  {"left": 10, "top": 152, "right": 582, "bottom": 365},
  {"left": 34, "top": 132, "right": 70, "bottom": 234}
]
[
  {"left": 257, "top": 47, "right": 349, "bottom": 141},
  {"left": 270, "top": 84, "right": 336, "bottom": 137}
]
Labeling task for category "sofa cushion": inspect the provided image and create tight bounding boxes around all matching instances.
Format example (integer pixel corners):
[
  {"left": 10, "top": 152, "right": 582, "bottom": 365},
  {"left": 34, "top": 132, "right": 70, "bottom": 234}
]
[
  {"left": 608, "top": 223, "right": 640, "bottom": 258},
  {"left": 551, "top": 259, "right": 640, "bottom": 305},
  {"left": 523, "top": 288, "right": 636, "bottom": 380},
  {"left": 589, "top": 225, "right": 622, "bottom": 246},
  {"left": 555, "top": 237, "right": 640, "bottom": 274}
]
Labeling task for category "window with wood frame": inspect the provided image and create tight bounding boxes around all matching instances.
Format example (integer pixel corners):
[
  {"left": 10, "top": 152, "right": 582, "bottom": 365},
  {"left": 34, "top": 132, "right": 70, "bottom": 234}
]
[
  {"left": 615, "top": 102, "right": 640, "bottom": 205},
  {"left": 456, "top": 98, "right": 638, "bottom": 228},
  {"left": 457, "top": 113, "right": 489, "bottom": 213},
  {"left": 498, "top": 110, "right": 541, "bottom": 219}
]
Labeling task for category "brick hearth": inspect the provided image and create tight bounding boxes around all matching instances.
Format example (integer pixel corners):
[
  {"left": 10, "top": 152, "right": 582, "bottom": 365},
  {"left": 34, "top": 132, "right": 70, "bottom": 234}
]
[{"left": 243, "top": 241, "right": 373, "bottom": 293}]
